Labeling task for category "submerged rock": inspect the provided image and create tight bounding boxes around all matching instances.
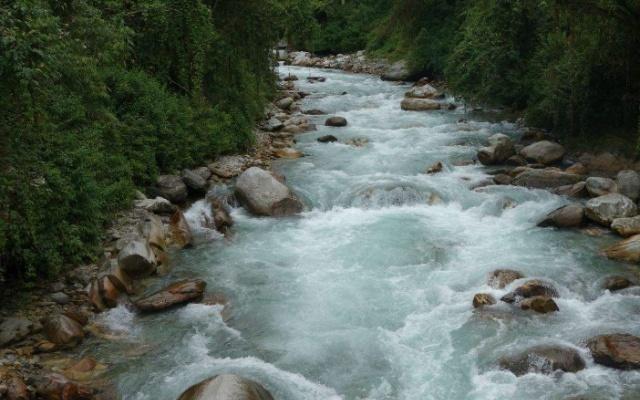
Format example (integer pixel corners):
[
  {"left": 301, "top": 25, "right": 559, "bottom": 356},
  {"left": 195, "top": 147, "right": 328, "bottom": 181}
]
[
  {"left": 587, "top": 334, "right": 640, "bottom": 370},
  {"left": 488, "top": 269, "right": 524, "bottom": 289},
  {"left": 325, "top": 116, "right": 347, "bottom": 127},
  {"left": 519, "top": 141, "right": 565, "bottom": 165},
  {"left": 538, "top": 204, "right": 585, "bottom": 228},
  {"left": 585, "top": 193, "right": 637, "bottom": 226},
  {"left": 235, "top": 167, "right": 303, "bottom": 217},
  {"left": 520, "top": 296, "right": 559, "bottom": 313},
  {"left": 499, "top": 345, "right": 585, "bottom": 376},
  {"left": 603, "top": 276, "right": 633, "bottom": 292},
  {"left": 135, "top": 279, "right": 206, "bottom": 313},
  {"left": 473, "top": 293, "right": 496, "bottom": 308},
  {"left": 178, "top": 374, "right": 274, "bottom": 400}
]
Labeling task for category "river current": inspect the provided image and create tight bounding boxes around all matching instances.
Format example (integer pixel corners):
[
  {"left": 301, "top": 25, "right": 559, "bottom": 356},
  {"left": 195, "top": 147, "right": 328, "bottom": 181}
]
[{"left": 95, "top": 66, "right": 640, "bottom": 399}]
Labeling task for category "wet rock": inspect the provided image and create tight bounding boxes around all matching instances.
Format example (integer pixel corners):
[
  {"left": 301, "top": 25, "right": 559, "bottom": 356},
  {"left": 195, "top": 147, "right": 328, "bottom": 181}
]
[
  {"left": 317, "top": 135, "right": 338, "bottom": 143},
  {"left": 117, "top": 239, "right": 157, "bottom": 278},
  {"left": 135, "top": 279, "right": 206, "bottom": 313},
  {"left": 501, "top": 280, "right": 558, "bottom": 303},
  {"left": 307, "top": 76, "right": 326, "bottom": 83},
  {"left": 604, "top": 234, "right": 640, "bottom": 263},
  {"left": 235, "top": 167, "right": 303, "bottom": 217},
  {"left": 426, "top": 162, "right": 443, "bottom": 174},
  {"left": 177, "top": 374, "right": 274, "bottom": 400},
  {"left": 401, "top": 98, "right": 441, "bottom": 111},
  {"left": 182, "top": 169, "right": 207, "bottom": 194},
  {"left": 499, "top": 345, "right": 585, "bottom": 376},
  {"left": 512, "top": 169, "right": 583, "bottom": 189},
  {"left": 156, "top": 175, "right": 188, "bottom": 204},
  {"left": 0, "top": 366, "right": 29, "bottom": 400},
  {"left": 587, "top": 334, "right": 640, "bottom": 370},
  {"left": 51, "top": 292, "right": 70, "bottom": 305},
  {"left": 405, "top": 84, "right": 440, "bottom": 99},
  {"left": 210, "top": 200, "right": 233, "bottom": 233},
  {"left": 493, "top": 174, "right": 512, "bottom": 185},
  {"left": 520, "top": 296, "right": 559, "bottom": 313},
  {"left": 585, "top": 177, "right": 618, "bottom": 197},
  {"left": 488, "top": 269, "right": 524, "bottom": 289},
  {"left": 578, "top": 152, "right": 632, "bottom": 175},
  {"left": 325, "top": 116, "right": 347, "bottom": 127},
  {"left": 603, "top": 276, "right": 633, "bottom": 291},
  {"left": 42, "top": 314, "right": 84, "bottom": 348},
  {"left": 0, "top": 318, "right": 37, "bottom": 347},
  {"left": 88, "top": 280, "right": 106, "bottom": 312},
  {"left": 169, "top": 211, "right": 193, "bottom": 249},
  {"left": 585, "top": 193, "right": 637, "bottom": 226},
  {"left": 473, "top": 293, "right": 496, "bottom": 308},
  {"left": 208, "top": 155, "right": 251, "bottom": 179},
  {"left": 345, "top": 137, "right": 369, "bottom": 147},
  {"left": 553, "top": 181, "right": 589, "bottom": 198},
  {"left": 381, "top": 61, "right": 410, "bottom": 81},
  {"left": 477, "top": 134, "right": 515, "bottom": 165},
  {"left": 611, "top": 216, "right": 640, "bottom": 237},
  {"left": 538, "top": 204, "right": 585, "bottom": 228},
  {"left": 519, "top": 141, "right": 565, "bottom": 165},
  {"left": 275, "top": 97, "right": 294, "bottom": 110},
  {"left": 616, "top": 170, "right": 640, "bottom": 201},
  {"left": 134, "top": 196, "right": 177, "bottom": 215},
  {"left": 303, "top": 109, "right": 326, "bottom": 115}
]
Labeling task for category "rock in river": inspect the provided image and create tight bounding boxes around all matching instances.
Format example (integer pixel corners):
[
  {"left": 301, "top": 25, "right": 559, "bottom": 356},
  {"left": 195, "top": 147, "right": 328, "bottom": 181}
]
[
  {"left": 317, "top": 135, "right": 338, "bottom": 143},
  {"left": 325, "top": 116, "right": 347, "bottom": 127},
  {"left": 499, "top": 345, "right": 585, "bottom": 376},
  {"left": 170, "top": 210, "right": 194, "bottom": 249},
  {"left": 603, "top": 276, "right": 633, "bottom": 292},
  {"left": 501, "top": 279, "right": 558, "bottom": 303},
  {"left": 538, "top": 204, "right": 585, "bottom": 228},
  {"left": 135, "top": 279, "right": 206, "bottom": 313},
  {"left": 585, "top": 193, "right": 637, "bottom": 226},
  {"left": 401, "top": 98, "right": 441, "bottom": 111},
  {"left": 235, "top": 167, "right": 303, "bottom": 217},
  {"left": 473, "top": 293, "right": 496, "bottom": 308},
  {"left": 519, "top": 140, "right": 565, "bottom": 165},
  {"left": 178, "top": 374, "right": 274, "bottom": 400},
  {"left": 477, "top": 134, "right": 515, "bottom": 165},
  {"left": 520, "top": 296, "right": 559, "bottom": 313},
  {"left": 488, "top": 269, "right": 524, "bottom": 289},
  {"left": 611, "top": 216, "right": 640, "bottom": 237},
  {"left": 587, "top": 333, "right": 640, "bottom": 370}
]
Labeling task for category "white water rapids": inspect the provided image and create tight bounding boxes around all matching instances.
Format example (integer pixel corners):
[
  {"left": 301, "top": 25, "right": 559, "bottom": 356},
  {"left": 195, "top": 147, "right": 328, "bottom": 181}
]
[{"left": 95, "top": 66, "right": 640, "bottom": 399}]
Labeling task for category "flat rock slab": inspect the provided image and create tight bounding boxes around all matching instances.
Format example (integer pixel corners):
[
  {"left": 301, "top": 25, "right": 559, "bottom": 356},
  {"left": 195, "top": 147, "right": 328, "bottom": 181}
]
[{"left": 135, "top": 279, "right": 206, "bottom": 313}]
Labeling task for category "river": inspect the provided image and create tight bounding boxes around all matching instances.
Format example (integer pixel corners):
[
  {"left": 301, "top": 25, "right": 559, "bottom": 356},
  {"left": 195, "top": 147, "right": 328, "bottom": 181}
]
[{"left": 93, "top": 66, "right": 640, "bottom": 399}]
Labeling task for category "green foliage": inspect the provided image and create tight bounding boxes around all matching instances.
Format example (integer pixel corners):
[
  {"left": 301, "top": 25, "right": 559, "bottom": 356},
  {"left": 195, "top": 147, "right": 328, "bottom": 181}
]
[{"left": 0, "top": 0, "right": 282, "bottom": 283}]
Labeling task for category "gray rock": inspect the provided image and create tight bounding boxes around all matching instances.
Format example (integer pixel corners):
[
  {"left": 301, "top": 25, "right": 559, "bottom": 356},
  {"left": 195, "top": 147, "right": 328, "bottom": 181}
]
[
  {"left": 208, "top": 156, "right": 251, "bottom": 179},
  {"left": 400, "top": 98, "right": 441, "bottom": 111},
  {"left": 499, "top": 345, "right": 585, "bottom": 376},
  {"left": 325, "top": 116, "right": 347, "bottom": 127},
  {"left": 585, "top": 193, "right": 637, "bottom": 226},
  {"left": 616, "top": 170, "right": 640, "bottom": 201},
  {"left": 134, "top": 197, "right": 177, "bottom": 214},
  {"left": 317, "top": 135, "right": 338, "bottom": 143},
  {"left": 519, "top": 140, "right": 565, "bottom": 165},
  {"left": 50, "top": 292, "right": 70, "bottom": 305},
  {"left": 276, "top": 97, "right": 294, "bottom": 110},
  {"left": 178, "top": 374, "right": 274, "bottom": 400},
  {"left": 193, "top": 166, "right": 212, "bottom": 181},
  {"left": 156, "top": 175, "right": 188, "bottom": 204},
  {"left": 235, "top": 167, "right": 303, "bottom": 217},
  {"left": 263, "top": 116, "right": 284, "bottom": 132},
  {"left": 611, "top": 216, "right": 640, "bottom": 237},
  {"left": 585, "top": 177, "right": 618, "bottom": 197},
  {"left": 512, "top": 169, "right": 583, "bottom": 189},
  {"left": 182, "top": 169, "right": 207, "bottom": 193},
  {"left": 538, "top": 204, "right": 585, "bottom": 228},
  {"left": 405, "top": 84, "right": 440, "bottom": 99},
  {"left": 477, "top": 134, "right": 515, "bottom": 165},
  {"left": 381, "top": 61, "right": 411, "bottom": 81},
  {"left": 117, "top": 239, "right": 157, "bottom": 277},
  {"left": 0, "top": 318, "right": 36, "bottom": 347}
]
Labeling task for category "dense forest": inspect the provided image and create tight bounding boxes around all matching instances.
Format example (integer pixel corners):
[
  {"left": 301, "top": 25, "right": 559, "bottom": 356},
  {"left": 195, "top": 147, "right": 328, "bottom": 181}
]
[{"left": 1, "top": 0, "right": 639, "bottom": 284}]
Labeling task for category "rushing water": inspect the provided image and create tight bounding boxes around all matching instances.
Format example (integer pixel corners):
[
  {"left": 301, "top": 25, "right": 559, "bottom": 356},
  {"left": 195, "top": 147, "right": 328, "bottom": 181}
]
[{"left": 94, "top": 66, "right": 640, "bottom": 399}]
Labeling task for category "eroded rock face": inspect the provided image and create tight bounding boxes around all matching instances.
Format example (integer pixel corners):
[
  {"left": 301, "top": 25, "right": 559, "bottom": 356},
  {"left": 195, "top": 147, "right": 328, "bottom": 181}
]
[
  {"left": 512, "top": 169, "right": 583, "bottom": 189},
  {"left": 519, "top": 141, "right": 565, "bottom": 165},
  {"left": 585, "top": 177, "right": 618, "bottom": 197},
  {"left": 325, "top": 116, "right": 347, "bottom": 127},
  {"left": 135, "top": 279, "right": 206, "bottom": 313},
  {"left": 117, "top": 239, "right": 157, "bottom": 278},
  {"left": 538, "top": 204, "right": 585, "bottom": 228},
  {"left": 42, "top": 314, "right": 84, "bottom": 348},
  {"left": 477, "top": 134, "right": 515, "bottom": 166},
  {"left": 587, "top": 334, "right": 640, "bottom": 370},
  {"left": 501, "top": 280, "right": 558, "bottom": 303},
  {"left": 235, "top": 167, "right": 303, "bottom": 217},
  {"left": 604, "top": 234, "right": 640, "bottom": 263},
  {"left": 400, "top": 98, "right": 441, "bottom": 111},
  {"left": 585, "top": 193, "right": 637, "bottom": 226},
  {"left": 473, "top": 293, "right": 496, "bottom": 308},
  {"left": 177, "top": 374, "right": 274, "bottom": 400},
  {"left": 499, "top": 345, "right": 585, "bottom": 376},
  {"left": 488, "top": 269, "right": 524, "bottom": 289},
  {"left": 156, "top": 175, "right": 188, "bottom": 204},
  {"left": 611, "top": 216, "right": 640, "bottom": 237}
]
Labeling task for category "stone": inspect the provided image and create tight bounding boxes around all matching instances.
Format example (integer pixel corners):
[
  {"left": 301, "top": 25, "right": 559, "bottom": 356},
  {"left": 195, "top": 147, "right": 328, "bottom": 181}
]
[
  {"left": 177, "top": 374, "right": 274, "bottom": 400},
  {"left": 118, "top": 239, "right": 157, "bottom": 277},
  {"left": 51, "top": 292, "right": 70, "bottom": 305},
  {"left": 405, "top": 84, "right": 440, "bottom": 99},
  {"left": 611, "top": 216, "right": 640, "bottom": 237},
  {"left": 585, "top": 193, "right": 637, "bottom": 226},
  {"left": 317, "top": 135, "right": 338, "bottom": 143},
  {"left": 499, "top": 345, "right": 585, "bottom": 376},
  {"left": 303, "top": 109, "right": 326, "bottom": 115},
  {"left": 88, "top": 280, "right": 106, "bottom": 312},
  {"left": 512, "top": 169, "right": 583, "bottom": 189},
  {"left": 477, "top": 134, "right": 515, "bottom": 165},
  {"left": 616, "top": 170, "right": 640, "bottom": 201},
  {"left": 603, "top": 276, "right": 633, "bottom": 291},
  {"left": 426, "top": 162, "right": 443, "bottom": 174},
  {"left": 282, "top": 74, "right": 298, "bottom": 81},
  {"left": 235, "top": 167, "right": 303, "bottom": 217},
  {"left": 538, "top": 204, "right": 585, "bottom": 228},
  {"left": 501, "top": 280, "right": 558, "bottom": 303},
  {"left": 275, "top": 97, "right": 294, "bottom": 110},
  {"left": 473, "top": 293, "right": 496, "bottom": 308},
  {"left": 400, "top": 98, "right": 441, "bottom": 111},
  {"left": 587, "top": 334, "right": 640, "bottom": 370},
  {"left": 488, "top": 269, "right": 524, "bottom": 289},
  {"left": 182, "top": 169, "right": 207, "bottom": 193},
  {"left": 553, "top": 181, "right": 589, "bottom": 198},
  {"left": 193, "top": 166, "right": 212, "bottom": 181},
  {"left": 134, "top": 197, "right": 177, "bottom": 214},
  {"left": 585, "top": 177, "right": 618, "bottom": 197},
  {"left": 169, "top": 211, "right": 193, "bottom": 249},
  {"left": 156, "top": 175, "right": 188, "bottom": 204},
  {"left": 325, "top": 116, "right": 347, "bottom": 127},
  {"left": 493, "top": 174, "right": 512, "bottom": 185},
  {"left": 381, "top": 61, "right": 410, "bottom": 81},
  {"left": 604, "top": 234, "right": 640, "bottom": 263},
  {"left": 135, "top": 279, "right": 206, "bottom": 313},
  {"left": 0, "top": 367, "right": 29, "bottom": 400},
  {"left": 520, "top": 296, "right": 559, "bottom": 313},
  {"left": 519, "top": 140, "right": 565, "bottom": 165},
  {"left": 578, "top": 152, "right": 632, "bottom": 175},
  {"left": 0, "top": 318, "right": 36, "bottom": 347},
  {"left": 31, "top": 373, "right": 92, "bottom": 400},
  {"left": 42, "top": 314, "right": 84, "bottom": 348},
  {"left": 506, "top": 155, "right": 527, "bottom": 166},
  {"left": 307, "top": 76, "right": 326, "bottom": 83},
  {"left": 208, "top": 156, "right": 251, "bottom": 179},
  {"left": 565, "top": 162, "right": 588, "bottom": 175}
]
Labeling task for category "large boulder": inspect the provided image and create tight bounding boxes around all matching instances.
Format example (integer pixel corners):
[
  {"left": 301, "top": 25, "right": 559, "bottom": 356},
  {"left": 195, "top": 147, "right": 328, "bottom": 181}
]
[
  {"left": 381, "top": 61, "right": 411, "bottom": 81},
  {"left": 499, "top": 345, "right": 585, "bottom": 376},
  {"left": 117, "top": 239, "right": 157, "bottom": 278},
  {"left": 538, "top": 204, "right": 585, "bottom": 228},
  {"left": 405, "top": 84, "right": 441, "bottom": 99},
  {"left": 604, "top": 234, "right": 640, "bottom": 263},
  {"left": 156, "top": 175, "right": 188, "bottom": 204},
  {"left": 401, "top": 98, "right": 441, "bottom": 111},
  {"left": 611, "top": 216, "right": 640, "bottom": 237},
  {"left": 135, "top": 279, "right": 206, "bottom": 313},
  {"left": 488, "top": 269, "right": 524, "bottom": 289},
  {"left": 616, "top": 170, "right": 640, "bottom": 201},
  {"left": 512, "top": 169, "right": 583, "bottom": 189},
  {"left": 587, "top": 334, "right": 640, "bottom": 370},
  {"left": 42, "top": 314, "right": 84, "bottom": 348},
  {"left": 178, "top": 374, "right": 274, "bottom": 400},
  {"left": 501, "top": 279, "right": 558, "bottom": 304},
  {"left": 519, "top": 141, "right": 566, "bottom": 165},
  {"left": 585, "top": 177, "right": 618, "bottom": 197},
  {"left": 235, "top": 167, "right": 303, "bottom": 217},
  {"left": 585, "top": 193, "right": 637, "bottom": 226},
  {"left": 477, "top": 134, "right": 515, "bottom": 165},
  {"left": 182, "top": 169, "right": 207, "bottom": 194},
  {"left": 325, "top": 116, "right": 347, "bottom": 127}
]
